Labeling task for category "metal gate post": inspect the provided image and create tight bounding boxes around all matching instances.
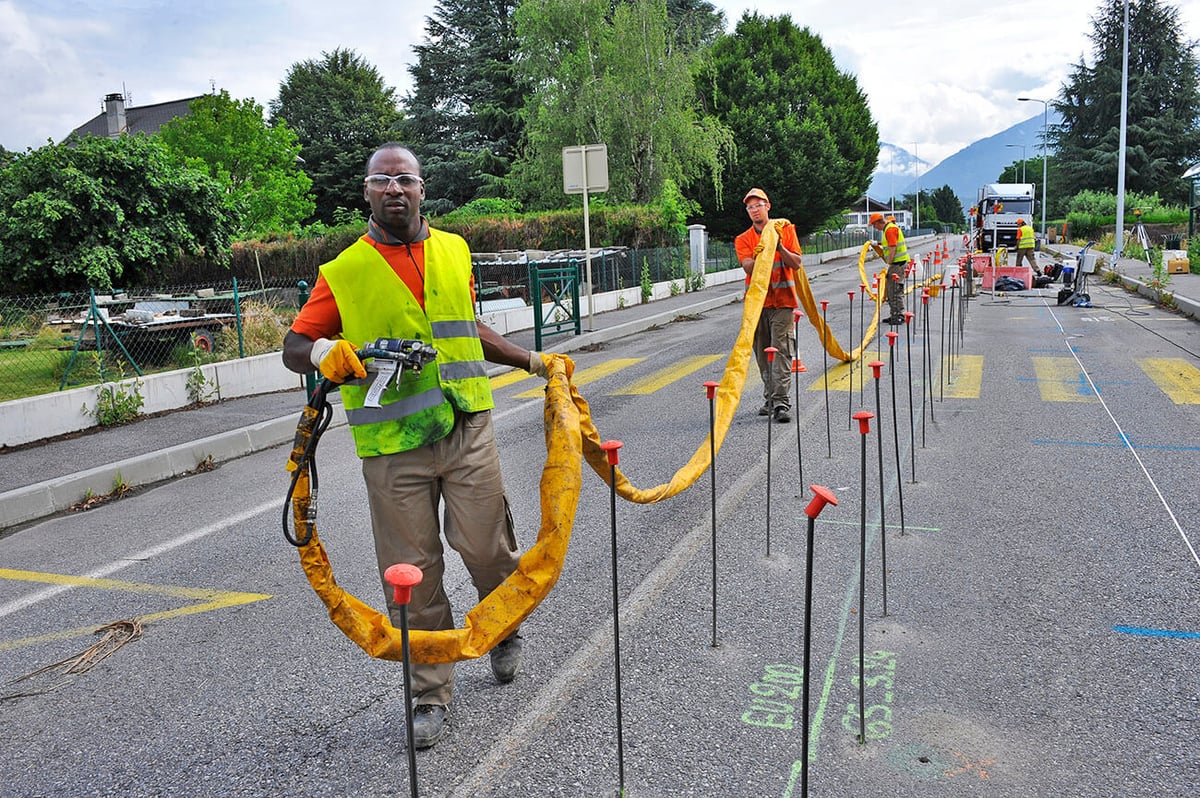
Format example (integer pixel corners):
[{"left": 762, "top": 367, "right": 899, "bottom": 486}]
[{"left": 528, "top": 259, "right": 582, "bottom": 351}]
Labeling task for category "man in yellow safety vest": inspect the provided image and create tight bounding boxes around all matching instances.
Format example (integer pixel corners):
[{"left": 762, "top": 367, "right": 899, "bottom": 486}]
[
  {"left": 869, "top": 212, "right": 909, "bottom": 324},
  {"left": 282, "top": 143, "right": 550, "bottom": 750},
  {"left": 1015, "top": 218, "right": 1038, "bottom": 272}
]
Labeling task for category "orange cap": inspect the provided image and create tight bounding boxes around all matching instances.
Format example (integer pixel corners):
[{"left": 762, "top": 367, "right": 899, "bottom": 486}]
[
  {"left": 743, "top": 187, "right": 769, "bottom": 204},
  {"left": 1017, "top": 218, "right": 1025, "bottom": 225},
  {"left": 869, "top": 212, "right": 883, "bottom": 224}
]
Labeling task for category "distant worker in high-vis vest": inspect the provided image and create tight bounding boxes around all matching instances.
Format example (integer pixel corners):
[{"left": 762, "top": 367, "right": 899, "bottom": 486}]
[
  {"left": 1014, "top": 218, "right": 1038, "bottom": 272},
  {"left": 869, "top": 212, "right": 909, "bottom": 324},
  {"left": 283, "top": 143, "right": 550, "bottom": 750}
]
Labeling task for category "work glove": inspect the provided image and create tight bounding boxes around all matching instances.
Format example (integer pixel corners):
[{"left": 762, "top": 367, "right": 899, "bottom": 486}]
[
  {"left": 528, "top": 351, "right": 552, "bottom": 379},
  {"left": 752, "top": 242, "right": 765, "bottom": 257},
  {"left": 773, "top": 220, "right": 788, "bottom": 234},
  {"left": 310, "top": 338, "right": 366, "bottom": 383}
]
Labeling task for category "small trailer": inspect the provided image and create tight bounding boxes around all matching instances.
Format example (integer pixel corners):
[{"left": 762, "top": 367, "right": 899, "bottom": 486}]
[{"left": 52, "top": 298, "right": 238, "bottom": 367}]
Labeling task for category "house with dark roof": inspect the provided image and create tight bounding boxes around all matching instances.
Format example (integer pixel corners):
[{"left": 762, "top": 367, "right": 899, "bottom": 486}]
[
  {"left": 67, "top": 92, "right": 202, "bottom": 140},
  {"left": 845, "top": 195, "right": 913, "bottom": 231}
]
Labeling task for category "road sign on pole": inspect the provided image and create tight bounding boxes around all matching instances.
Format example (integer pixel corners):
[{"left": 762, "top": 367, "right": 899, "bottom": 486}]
[{"left": 563, "top": 144, "right": 609, "bottom": 330}]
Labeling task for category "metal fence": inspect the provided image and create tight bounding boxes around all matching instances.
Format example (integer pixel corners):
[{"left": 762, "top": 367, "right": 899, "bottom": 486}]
[
  {"left": 472, "top": 244, "right": 723, "bottom": 310},
  {"left": 0, "top": 278, "right": 302, "bottom": 403}
]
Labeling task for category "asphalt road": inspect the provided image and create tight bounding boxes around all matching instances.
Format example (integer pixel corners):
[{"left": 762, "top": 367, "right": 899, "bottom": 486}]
[{"left": 2, "top": 249, "right": 1198, "bottom": 797}]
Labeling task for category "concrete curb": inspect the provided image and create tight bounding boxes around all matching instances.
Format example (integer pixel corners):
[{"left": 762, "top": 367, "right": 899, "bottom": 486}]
[
  {"left": 1105, "top": 269, "right": 1200, "bottom": 320},
  {"left": 0, "top": 406, "right": 346, "bottom": 530}
]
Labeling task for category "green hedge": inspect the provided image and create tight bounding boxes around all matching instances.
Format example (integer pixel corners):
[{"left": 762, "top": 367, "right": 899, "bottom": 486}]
[
  {"left": 167, "top": 204, "right": 682, "bottom": 287},
  {"left": 436, "top": 204, "right": 682, "bottom": 252}
]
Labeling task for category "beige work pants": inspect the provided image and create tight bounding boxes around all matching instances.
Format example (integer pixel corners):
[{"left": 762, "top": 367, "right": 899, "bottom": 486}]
[{"left": 362, "top": 409, "right": 519, "bottom": 707}]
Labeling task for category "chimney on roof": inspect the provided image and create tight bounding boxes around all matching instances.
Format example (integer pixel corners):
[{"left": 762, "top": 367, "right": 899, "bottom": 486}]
[{"left": 104, "top": 93, "right": 127, "bottom": 137}]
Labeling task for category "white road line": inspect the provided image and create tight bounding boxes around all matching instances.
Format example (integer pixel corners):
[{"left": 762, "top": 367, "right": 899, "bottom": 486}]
[
  {"left": 449, "top": 446, "right": 770, "bottom": 797},
  {"left": 1046, "top": 302, "right": 1200, "bottom": 569},
  {"left": 0, "top": 501, "right": 277, "bottom": 618}
]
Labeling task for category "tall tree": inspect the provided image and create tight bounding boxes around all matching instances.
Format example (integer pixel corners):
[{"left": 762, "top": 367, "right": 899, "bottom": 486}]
[
  {"left": 663, "top": 0, "right": 726, "bottom": 50},
  {"left": 159, "top": 90, "right": 313, "bottom": 236},
  {"left": 403, "top": 0, "right": 526, "bottom": 215},
  {"left": 1050, "top": 0, "right": 1200, "bottom": 204},
  {"left": 270, "top": 48, "right": 404, "bottom": 224},
  {"left": 930, "top": 185, "right": 965, "bottom": 228},
  {"left": 694, "top": 13, "right": 878, "bottom": 240},
  {"left": 511, "top": 0, "right": 734, "bottom": 210},
  {"left": 0, "top": 135, "right": 233, "bottom": 292}
]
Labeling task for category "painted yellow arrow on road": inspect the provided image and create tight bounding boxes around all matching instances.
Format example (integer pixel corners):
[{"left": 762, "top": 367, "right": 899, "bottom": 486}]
[{"left": 0, "top": 568, "right": 271, "bottom": 652}]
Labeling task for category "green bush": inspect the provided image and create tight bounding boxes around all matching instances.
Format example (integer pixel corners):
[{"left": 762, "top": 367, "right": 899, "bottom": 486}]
[
  {"left": 448, "top": 198, "right": 524, "bottom": 216},
  {"left": 1065, "top": 190, "right": 1187, "bottom": 224},
  {"left": 1065, "top": 212, "right": 1103, "bottom": 240}
]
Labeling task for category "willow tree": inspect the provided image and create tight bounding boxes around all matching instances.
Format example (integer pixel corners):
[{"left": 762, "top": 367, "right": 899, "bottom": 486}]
[{"left": 510, "top": 0, "right": 733, "bottom": 210}]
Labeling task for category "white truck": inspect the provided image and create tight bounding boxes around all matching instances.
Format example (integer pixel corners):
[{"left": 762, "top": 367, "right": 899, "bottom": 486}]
[{"left": 972, "top": 183, "right": 1036, "bottom": 252}]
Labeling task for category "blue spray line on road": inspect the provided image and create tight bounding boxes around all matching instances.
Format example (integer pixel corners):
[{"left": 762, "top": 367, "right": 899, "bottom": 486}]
[
  {"left": 1033, "top": 438, "right": 1200, "bottom": 452},
  {"left": 1044, "top": 303, "right": 1200, "bottom": 571},
  {"left": 1113, "top": 625, "right": 1200, "bottom": 640}
]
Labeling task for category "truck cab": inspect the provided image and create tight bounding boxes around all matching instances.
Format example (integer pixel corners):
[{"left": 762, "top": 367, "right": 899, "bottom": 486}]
[{"left": 974, "top": 183, "right": 1035, "bottom": 252}]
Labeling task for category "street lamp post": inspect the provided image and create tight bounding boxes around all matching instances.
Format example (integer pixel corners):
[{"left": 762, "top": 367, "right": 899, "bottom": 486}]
[
  {"left": 1017, "top": 97, "right": 1049, "bottom": 238},
  {"left": 913, "top": 142, "right": 920, "bottom": 231},
  {"left": 1005, "top": 144, "right": 1027, "bottom": 182}
]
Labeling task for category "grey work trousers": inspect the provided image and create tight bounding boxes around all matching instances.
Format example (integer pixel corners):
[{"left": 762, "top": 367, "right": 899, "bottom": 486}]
[
  {"left": 753, "top": 306, "right": 796, "bottom": 410},
  {"left": 886, "top": 260, "right": 907, "bottom": 317},
  {"left": 362, "top": 409, "right": 520, "bottom": 707}
]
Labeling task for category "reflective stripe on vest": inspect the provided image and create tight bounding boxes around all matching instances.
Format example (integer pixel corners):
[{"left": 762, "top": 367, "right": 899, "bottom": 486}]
[
  {"left": 343, "top": 385, "right": 446, "bottom": 426},
  {"left": 770, "top": 268, "right": 796, "bottom": 293},
  {"left": 320, "top": 231, "right": 493, "bottom": 457},
  {"left": 884, "top": 222, "right": 909, "bottom": 264}
]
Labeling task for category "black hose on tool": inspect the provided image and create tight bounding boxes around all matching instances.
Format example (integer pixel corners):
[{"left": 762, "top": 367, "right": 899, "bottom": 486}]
[
  {"left": 280, "top": 338, "right": 438, "bottom": 547},
  {"left": 282, "top": 379, "right": 335, "bottom": 547}
]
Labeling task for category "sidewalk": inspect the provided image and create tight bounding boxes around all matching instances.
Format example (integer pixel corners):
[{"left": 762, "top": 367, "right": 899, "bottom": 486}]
[{"left": 1090, "top": 247, "right": 1200, "bottom": 319}]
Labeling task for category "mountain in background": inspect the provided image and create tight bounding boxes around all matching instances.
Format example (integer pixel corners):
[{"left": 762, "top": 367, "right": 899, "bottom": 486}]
[
  {"left": 869, "top": 110, "right": 1063, "bottom": 216},
  {"left": 866, "top": 142, "right": 929, "bottom": 203}
]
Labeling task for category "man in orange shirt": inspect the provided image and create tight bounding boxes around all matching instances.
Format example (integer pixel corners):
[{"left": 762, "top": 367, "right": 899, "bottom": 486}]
[
  {"left": 282, "top": 143, "right": 550, "bottom": 749},
  {"left": 734, "top": 188, "right": 802, "bottom": 423}
]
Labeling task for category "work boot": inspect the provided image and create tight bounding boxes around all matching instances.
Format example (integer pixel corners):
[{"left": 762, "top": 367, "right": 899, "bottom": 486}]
[
  {"left": 773, "top": 406, "right": 791, "bottom": 423},
  {"left": 490, "top": 634, "right": 523, "bottom": 683},
  {"left": 757, "top": 403, "right": 771, "bottom": 416},
  {"left": 884, "top": 315, "right": 904, "bottom": 325},
  {"left": 411, "top": 704, "right": 447, "bottom": 749}
]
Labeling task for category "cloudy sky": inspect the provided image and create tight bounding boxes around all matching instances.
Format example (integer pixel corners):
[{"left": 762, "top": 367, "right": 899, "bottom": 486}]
[{"left": 3, "top": 0, "right": 1198, "bottom": 167}]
